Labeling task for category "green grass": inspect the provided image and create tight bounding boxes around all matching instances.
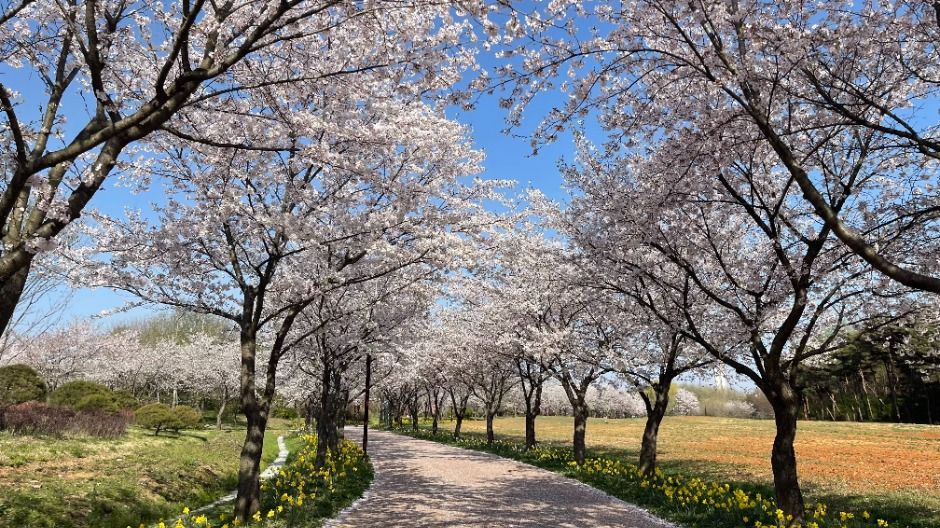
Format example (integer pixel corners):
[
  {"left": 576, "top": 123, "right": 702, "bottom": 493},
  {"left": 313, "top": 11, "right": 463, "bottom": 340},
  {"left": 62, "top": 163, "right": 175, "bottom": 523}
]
[
  {"left": 404, "top": 416, "right": 940, "bottom": 528},
  {"left": 182, "top": 435, "right": 374, "bottom": 528},
  {"left": 0, "top": 419, "right": 297, "bottom": 528}
]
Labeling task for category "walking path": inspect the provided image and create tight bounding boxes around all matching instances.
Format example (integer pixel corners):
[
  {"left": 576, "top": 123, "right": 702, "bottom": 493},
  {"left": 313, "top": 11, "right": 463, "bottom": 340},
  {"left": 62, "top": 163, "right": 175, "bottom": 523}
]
[{"left": 328, "top": 428, "right": 675, "bottom": 528}]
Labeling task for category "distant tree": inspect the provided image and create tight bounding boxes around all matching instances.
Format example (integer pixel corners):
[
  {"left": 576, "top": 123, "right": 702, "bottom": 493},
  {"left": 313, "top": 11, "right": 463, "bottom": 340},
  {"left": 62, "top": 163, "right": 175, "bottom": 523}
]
[{"left": 801, "top": 318, "right": 940, "bottom": 424}]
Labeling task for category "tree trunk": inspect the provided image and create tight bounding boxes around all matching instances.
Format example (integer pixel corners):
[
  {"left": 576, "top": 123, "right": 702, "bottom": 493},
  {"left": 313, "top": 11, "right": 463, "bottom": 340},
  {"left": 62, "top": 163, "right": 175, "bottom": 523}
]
[
  {"left": 234, "top": 410, "right": 267, "bottom": 521},
  {"left": 453, "top": 413, "right": 464, "bottom": 439},
  {"left": 410, "top": 395, "right": 420, "bottom": 432},
  {"left": 216, "top": 396, "right": 227, "bottom": 430},
  {"left": 362, "top": 353, "right": 372, "bottom": 455},
  {"left": 0, "top": 262, "right": 30, "bottom": 339},
  {"left": 315, "top": 364, "right": 341, "bottom": 468},
  {"left": 638, "top": 385, "right": 670, "bottom": 476},
  {"left": 431, "top": 402, "right": 440, "bottom": 435},
  {"left": 485, "top": 411, "right": 496, "bottom": 445},
  {"left": 524, "top": 411, "right": 537, "bottom": 450},
  {"left": 572, "top": 402, "right": 588, "bottom": 465},
  {"left": 768, "top": 386, "right": 805, "bottom": 522},
  {"left": 523, "top": 381, "right": 542, "bottom": 450}
]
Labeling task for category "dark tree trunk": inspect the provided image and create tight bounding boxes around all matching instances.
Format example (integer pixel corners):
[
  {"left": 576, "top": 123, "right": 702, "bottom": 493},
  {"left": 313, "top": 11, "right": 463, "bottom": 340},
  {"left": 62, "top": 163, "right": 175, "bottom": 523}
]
[
  {"left": 362, "top": 353, "right": 372, "bottom": 455},
  {"left": 638, "top": 384, "right": 670, "bottom": 476},
  {"left": 572, "top": 402, "right": 588, "bottom": 465},
  {"left": 431, "top": 401, "right": 440, "bottom": 435},
  {"left": 305, "top": 393, "right": 317, "bottom": 432},
  {"left": 315, "top": 362, "right": 340, "bottom": 468},
  {"left": 409, "top": 392, "right": 420, "bottom": 432},
  {"left": 523, "top": 380, "right": 542, "bottom": 450},
  {"left": 233, "top": 323, "right": 273, "bottom": 524},
  {"left": 0, "top": 263, "right": 29, "bottom": 340},
  {"left": 485, "top": 411, "right": 496, "bottom": 444},
  {"left": 524, "top": 412, "right": 537, "bottom": 450},
  {"left": 453, "top": 413, "right": 464, "bottom": 439},
  {"left": 234, "top": 410, "right": 267, "bottom": 521},
  {"left": 768, "top": 384, "right": 805, "bottom": 522}
]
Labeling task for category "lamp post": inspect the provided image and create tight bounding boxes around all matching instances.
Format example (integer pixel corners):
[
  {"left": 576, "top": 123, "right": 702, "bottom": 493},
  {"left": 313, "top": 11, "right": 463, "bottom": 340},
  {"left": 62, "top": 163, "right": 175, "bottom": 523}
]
[{"left": 362, "top": 352, "right": 372, "bottom": 455}]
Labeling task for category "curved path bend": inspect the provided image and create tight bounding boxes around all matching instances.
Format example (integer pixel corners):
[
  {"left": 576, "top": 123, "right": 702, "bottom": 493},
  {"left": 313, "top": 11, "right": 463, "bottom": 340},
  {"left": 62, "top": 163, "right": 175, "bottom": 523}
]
[{"left": 328, "top": 428, "right": 675, "bottom": 528}]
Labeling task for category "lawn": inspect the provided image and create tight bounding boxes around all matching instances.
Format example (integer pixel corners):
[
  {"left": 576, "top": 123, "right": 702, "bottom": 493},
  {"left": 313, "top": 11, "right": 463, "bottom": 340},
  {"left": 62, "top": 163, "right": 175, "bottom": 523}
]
[
  {"left": 0, "top": 420, "right": 297, "bottom": 528},
  {"left": 448, "top": 415, "right": 940, "bottom": 527}
]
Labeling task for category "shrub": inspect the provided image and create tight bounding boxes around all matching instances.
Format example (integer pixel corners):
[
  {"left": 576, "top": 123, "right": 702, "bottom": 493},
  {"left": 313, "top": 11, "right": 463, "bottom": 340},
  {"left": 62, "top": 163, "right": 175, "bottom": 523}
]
[
  {"left": 0, "top": 402, "right": 130, "bottom": 438},
  {"left": 74, "top": 393, "right": 121, "bottom": 413},
  {"left": 1, "top": 401, "right": 73, "bottom": 435},
  {"left": 0, "top": 364, "right": 47, "bottom": 405},
  {"left": 272, "top": 405, "right": 299, "bottom": 419},
  {"left": 110, "top": 389, "right": 139, "bottom": 410},
  {"left": 174, "top": 405, "right": 203, "bottom": 430},
  {"left": 135, "top": 403, "right": 182, "bottom": 435},
  {"left": 70, "top": 409, "right": 133, "bottom": 439},
  {"left": 135, "top": 403, "right": 201, "bottom": 434},
  {"left": 49, "top": 380, "right": 111, "bottom": 408}
]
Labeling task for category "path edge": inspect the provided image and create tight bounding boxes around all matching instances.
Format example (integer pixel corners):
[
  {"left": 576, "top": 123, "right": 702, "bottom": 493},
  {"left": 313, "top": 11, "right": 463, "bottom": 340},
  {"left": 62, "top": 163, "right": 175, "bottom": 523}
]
[{"left": 321, "top": 429, "right": 378, "bottom": 528}]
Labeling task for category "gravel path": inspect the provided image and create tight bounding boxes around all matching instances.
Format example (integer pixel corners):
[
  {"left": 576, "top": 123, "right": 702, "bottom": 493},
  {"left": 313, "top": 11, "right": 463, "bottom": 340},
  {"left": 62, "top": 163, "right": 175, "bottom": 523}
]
[{"left": 328, "top": 427, "right": 676, "bottom": 528}]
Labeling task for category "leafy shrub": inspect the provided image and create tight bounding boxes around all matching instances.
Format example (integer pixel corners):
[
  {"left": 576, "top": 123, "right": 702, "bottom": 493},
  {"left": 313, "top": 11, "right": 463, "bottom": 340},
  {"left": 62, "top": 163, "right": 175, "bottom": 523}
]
[
  {"left": 49, "top": 380, "right": 111, "bottom": 408},
  {"left": 135, "top": 404, "right": 201, "bottom": 434},
  {"left": 0, "top": 364, "right": 47, "bottom": 405},
  {"left": 74, "top": 393, "right": 121, "bottom": 413},
  {"left": 272, "top": 405, "right": 299, "bottom": 419},
  {"left": 110, "top": 389, "right": 139, "bottom": 410},
  {"left": 0, "top": 402, "right": 130, "bottom": 438},
  {"left": 174, "top": 405, "right": 203, "bottom": 429}
]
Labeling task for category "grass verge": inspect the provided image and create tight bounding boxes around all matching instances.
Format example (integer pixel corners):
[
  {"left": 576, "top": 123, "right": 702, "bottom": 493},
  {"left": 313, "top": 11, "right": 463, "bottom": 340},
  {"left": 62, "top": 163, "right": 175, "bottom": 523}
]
[
  {"left": 0, "top": 420, "right": 294, "bottom": 528},
  {"left": 171, "top": 434, "right": 373, "bottom": 528},
  {"left": 387, "top": 425, "right": 917, "bottom": 528}
]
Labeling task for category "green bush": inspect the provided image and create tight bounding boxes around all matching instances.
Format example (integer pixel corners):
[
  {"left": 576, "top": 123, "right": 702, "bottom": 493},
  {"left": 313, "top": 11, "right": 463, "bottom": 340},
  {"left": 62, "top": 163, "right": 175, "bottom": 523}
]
[
  {"left": 0, "top": 364, "right": 47, "bottom": 405},
  {"left": 173, "top": 405, "right": 203, "bottom": 429},
  {"left": 74, "top": 393, "right": 121, "bottom": 413},
  {"left": 49, "top": 380, "right": 111, "bottom": 408},
  {"left": 109, "top": 390, "right": 139, "bottom": 410},
  {"left": 271, "top": 405, "right": 299, "bottom": 419},
  {"left": 134, "top": 404, "right": 202, "bottom": 435},
  {"left": 135, "top": 403, "right": 182, "bottom": 435}
]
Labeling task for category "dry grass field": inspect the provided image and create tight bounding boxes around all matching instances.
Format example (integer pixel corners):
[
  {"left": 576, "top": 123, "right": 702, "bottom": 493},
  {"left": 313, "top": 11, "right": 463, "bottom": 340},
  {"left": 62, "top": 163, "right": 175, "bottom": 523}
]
[{"left": 449, "top": 415, "right": 940, "bottom": 526}]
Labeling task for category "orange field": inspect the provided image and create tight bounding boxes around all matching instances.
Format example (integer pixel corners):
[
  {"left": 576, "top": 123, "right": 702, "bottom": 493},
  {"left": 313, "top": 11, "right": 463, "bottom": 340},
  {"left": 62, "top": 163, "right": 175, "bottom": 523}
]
[{"left": 449, "top": 415, "right": 940, "bottom": 524}]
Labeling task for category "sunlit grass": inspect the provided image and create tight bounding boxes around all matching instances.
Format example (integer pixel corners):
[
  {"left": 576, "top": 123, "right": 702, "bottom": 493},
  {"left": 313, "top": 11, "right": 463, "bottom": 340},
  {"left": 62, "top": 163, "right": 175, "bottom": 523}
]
[
  {"left": 443, "top": 415, "right": 940, "bottom": 527},
  {"left": 0, "top": 419, "right": 297, "bottom": 528}
]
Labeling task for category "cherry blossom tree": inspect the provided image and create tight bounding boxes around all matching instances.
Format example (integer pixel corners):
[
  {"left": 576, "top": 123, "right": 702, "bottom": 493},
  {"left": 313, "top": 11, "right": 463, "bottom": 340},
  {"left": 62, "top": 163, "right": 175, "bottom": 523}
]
[
  {"left": 552, "top": 133, "right": 913, "bottom": 518},
  {"left": 485, "top": 1, "right": 940, "bottom": 297},
  {"left": 0, "top": 1, "right": 485, "bottom": 339},
  {"left": 10, "top": 320, "right": 133, "bottom": 390},
  {"left": 70, "top": 48, "right": 488, "bottom": 520},
  {"left": 479, "top": 5, "right": 939, "bottom": 514}
]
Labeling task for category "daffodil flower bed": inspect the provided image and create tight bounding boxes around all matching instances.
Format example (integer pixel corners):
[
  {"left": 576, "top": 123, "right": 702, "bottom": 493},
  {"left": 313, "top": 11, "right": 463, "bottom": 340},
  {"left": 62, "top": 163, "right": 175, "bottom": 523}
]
[
  {"left": 391, "top": 427, "right": 898, "bottom": 528},
  {"left": 141, "top": 434, "right": 372, "bottom": 528}
]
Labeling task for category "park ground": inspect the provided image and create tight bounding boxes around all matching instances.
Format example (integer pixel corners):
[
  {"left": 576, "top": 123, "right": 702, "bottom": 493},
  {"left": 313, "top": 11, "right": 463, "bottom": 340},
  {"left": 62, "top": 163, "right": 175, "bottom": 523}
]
[
  {"left": 448, "top": 415, "right": 940, "bottom": 527},
  {"left": 0, "top": 419, "right": 300, "bottom": 528}
]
